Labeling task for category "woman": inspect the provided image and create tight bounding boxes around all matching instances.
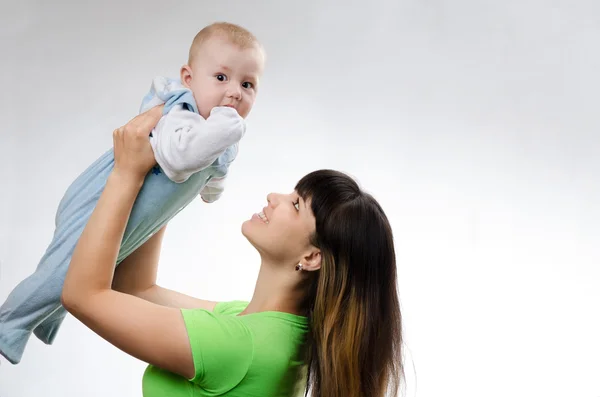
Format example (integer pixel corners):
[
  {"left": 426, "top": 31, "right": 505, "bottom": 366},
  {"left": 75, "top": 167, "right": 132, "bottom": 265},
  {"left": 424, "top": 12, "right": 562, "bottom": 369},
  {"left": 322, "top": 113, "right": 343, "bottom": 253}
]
[{"left": 61, "top": 106, "right": 404, "bottom": 397}]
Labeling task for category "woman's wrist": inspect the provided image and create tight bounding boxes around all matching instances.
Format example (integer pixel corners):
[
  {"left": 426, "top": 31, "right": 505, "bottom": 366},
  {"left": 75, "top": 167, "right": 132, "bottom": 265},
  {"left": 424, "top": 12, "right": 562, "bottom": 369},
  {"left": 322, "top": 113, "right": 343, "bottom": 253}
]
[{"left": 108, "top": 168, "right": 146, "bottom": 192}]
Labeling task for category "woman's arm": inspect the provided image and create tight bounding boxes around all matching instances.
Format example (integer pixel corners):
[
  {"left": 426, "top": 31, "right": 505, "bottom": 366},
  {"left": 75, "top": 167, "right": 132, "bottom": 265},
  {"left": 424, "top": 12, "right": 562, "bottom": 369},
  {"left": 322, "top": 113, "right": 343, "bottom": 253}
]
[
  {"left": 112, "top": 225, "right": 217, "bottom": 310},
  {"left": 61, "top": 106, "right": 196, "bottom": 379}
]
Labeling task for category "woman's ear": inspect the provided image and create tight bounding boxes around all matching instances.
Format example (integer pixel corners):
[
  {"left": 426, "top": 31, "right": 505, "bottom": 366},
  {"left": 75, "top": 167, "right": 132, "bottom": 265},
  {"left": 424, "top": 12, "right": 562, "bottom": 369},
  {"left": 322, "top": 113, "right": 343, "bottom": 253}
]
[
  {"left": 180, "top": 65, "right": 193, "bottom": 88},
  {"left": 301, "top": 249, "right": 321, "bottom": 272}
]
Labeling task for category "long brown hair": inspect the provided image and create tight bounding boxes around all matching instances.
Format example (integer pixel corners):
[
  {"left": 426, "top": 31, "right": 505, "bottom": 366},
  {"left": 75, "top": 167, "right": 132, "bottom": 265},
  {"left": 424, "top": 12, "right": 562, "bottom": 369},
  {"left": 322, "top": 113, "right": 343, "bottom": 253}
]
[{"left": 295, "top": 170, "right": 404, "bottom": 397}]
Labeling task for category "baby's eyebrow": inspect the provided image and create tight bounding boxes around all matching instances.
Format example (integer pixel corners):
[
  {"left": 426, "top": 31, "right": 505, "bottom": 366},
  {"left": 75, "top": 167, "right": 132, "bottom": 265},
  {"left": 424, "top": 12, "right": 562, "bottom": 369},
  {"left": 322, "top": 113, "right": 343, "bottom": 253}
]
[{"left": 218, "top": 64, "right": 232, "bottom": 71}]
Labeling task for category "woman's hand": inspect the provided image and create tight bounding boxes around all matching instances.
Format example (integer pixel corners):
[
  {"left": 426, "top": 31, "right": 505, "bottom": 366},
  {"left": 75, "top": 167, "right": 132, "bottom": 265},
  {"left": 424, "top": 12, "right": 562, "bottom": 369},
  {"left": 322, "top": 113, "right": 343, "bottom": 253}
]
[{"left": 112, "top": 105, "right": 164, "bottom": 180}]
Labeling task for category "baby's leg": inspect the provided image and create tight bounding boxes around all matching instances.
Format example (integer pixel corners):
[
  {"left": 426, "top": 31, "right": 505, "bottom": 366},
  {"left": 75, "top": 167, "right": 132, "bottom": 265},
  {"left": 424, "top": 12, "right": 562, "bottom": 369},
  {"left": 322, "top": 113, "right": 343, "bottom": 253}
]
[
  {"left": 0, "top": 244, "right": 76, "bottom": 364},
  {"left": 32, "top": 304, "right": 65, "bottom": 345},
  {"left": 0, "top": 208, "right": 93, "bottom": 364}
]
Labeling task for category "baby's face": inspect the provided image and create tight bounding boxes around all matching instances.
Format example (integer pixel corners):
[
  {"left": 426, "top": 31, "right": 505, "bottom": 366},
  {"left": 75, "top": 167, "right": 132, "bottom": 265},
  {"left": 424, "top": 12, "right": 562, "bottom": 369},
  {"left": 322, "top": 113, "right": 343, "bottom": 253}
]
[{"left": 181, "top": 36, "right": 264, "bottom": 119}]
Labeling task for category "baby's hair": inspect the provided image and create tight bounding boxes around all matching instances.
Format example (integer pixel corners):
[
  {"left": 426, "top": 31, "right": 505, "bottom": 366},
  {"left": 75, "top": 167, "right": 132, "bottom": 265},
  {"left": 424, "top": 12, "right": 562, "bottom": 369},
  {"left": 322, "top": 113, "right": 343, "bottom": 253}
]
[{"left": 188, "top": 22, "right": 262, "bottom": 65}]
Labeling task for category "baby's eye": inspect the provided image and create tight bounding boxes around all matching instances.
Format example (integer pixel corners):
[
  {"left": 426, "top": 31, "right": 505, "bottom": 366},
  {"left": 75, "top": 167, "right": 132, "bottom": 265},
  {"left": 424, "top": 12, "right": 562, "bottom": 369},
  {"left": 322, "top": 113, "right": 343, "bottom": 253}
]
[
  {"left": 216, "top": 74, "right": 227, "bottom": 81},
  {"left": 242, "top": 81, "right": 254, "bottom": 89}
]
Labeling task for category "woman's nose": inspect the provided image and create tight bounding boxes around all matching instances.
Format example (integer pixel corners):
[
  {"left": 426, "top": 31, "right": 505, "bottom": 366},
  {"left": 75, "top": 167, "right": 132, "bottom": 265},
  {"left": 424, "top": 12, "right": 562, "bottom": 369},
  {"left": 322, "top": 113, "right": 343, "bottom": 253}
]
[{"left": 266, "top": 193, "right": 279, "bottom": 206}]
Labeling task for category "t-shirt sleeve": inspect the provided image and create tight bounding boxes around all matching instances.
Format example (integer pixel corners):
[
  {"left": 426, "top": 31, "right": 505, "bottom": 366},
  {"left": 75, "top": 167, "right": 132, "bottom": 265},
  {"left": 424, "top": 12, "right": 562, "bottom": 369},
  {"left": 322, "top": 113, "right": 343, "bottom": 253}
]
[
  {"left": 149, "top": 106, "right": 246, "bottom": 183},
  {"left": 180, "top": 307, "right": 254, "bottom": 394}
]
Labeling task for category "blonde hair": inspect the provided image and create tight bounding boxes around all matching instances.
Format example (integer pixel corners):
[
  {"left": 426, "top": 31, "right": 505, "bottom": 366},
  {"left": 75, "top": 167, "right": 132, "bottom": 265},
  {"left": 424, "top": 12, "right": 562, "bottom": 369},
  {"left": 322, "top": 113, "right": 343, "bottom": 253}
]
[{"left": 188, "top": 22, "right": 262, "bottom": 65}]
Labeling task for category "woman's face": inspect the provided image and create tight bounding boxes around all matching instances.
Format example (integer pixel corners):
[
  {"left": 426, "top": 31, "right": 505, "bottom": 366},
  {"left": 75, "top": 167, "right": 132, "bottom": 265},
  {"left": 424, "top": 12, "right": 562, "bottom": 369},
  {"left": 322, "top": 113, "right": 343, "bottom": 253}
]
[{"left": 242, "top": 191, "right": 317, "bottom": 264}]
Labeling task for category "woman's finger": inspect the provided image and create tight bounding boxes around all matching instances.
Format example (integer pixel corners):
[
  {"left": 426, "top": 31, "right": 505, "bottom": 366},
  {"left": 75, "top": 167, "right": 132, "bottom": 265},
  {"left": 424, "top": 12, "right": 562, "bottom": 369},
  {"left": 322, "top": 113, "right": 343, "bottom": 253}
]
[
  {"left": 112, "top": 128, "right": 120, "bottom": 147},
  {"left": 111, "top": 106, "right": 162, "bottom": 179},
  {"left": 129, "top": 105, "right": 164, "bottom": 138}
]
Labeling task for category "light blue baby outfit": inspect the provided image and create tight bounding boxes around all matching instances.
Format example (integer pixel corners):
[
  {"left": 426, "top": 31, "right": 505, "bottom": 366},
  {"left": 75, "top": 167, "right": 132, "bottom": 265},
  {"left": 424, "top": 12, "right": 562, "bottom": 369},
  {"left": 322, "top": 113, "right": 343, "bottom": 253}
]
[{"left": 0, "top": 78, "right": 241, "bottom": 364}]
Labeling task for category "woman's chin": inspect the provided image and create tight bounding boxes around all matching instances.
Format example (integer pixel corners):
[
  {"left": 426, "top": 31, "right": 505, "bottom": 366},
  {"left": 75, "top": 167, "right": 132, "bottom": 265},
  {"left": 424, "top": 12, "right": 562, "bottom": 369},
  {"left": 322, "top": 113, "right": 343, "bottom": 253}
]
[{"left": 241, "top": 220, "right": 254, "bottom": 240}]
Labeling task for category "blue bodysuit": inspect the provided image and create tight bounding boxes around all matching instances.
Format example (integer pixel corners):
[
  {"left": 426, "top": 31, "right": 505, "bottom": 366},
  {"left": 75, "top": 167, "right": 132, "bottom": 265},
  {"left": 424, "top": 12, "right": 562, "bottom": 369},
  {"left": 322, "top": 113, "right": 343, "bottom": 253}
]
[{"left": 0, "top": 77, "right": 246, "bottom": 364}]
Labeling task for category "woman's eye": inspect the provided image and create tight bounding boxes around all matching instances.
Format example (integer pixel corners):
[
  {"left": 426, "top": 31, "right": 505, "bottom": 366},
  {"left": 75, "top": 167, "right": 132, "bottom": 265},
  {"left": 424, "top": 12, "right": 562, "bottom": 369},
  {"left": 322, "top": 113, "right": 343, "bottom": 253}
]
[
  {"left": 242, "top": 81, "right": 254, "bottom": 89},
  {"left": 216, "top": 74, "right": 227, "bottom": 81},
  {"left": 294, "top": 200, "right": 300, "bottom": 211}
]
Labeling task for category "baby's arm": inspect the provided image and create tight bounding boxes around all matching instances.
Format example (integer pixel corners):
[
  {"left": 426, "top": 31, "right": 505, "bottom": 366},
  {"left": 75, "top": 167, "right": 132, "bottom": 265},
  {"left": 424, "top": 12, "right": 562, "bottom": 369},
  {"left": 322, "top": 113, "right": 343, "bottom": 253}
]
[{"left": 150, "top": 106, "right": 245, "bottom": 183}]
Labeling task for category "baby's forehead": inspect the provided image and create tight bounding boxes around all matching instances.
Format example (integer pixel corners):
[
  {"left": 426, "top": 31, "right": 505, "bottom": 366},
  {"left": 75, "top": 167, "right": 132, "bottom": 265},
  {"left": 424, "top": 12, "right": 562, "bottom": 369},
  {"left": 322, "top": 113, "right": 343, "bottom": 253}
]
[
  {"left": 197, "top": 40, "right": 264, "bottom": 70},
  {"left": 202, "top": 35, "right": 262, "bottom": 54}
]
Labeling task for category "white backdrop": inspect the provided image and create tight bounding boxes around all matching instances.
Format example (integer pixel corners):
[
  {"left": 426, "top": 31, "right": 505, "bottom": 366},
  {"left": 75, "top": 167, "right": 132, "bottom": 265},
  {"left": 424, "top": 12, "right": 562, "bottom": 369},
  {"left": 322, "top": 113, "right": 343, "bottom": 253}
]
[{"left": 0, "top": 1, "right": 598, "bottom": 396}]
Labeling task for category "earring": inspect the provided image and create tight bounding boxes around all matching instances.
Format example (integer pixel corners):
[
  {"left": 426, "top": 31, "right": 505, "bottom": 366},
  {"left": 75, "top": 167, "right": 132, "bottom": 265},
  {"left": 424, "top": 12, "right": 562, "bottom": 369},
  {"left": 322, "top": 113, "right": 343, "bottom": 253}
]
[{"left": 295, "top": 263, "right": 303, "bottom": 271}]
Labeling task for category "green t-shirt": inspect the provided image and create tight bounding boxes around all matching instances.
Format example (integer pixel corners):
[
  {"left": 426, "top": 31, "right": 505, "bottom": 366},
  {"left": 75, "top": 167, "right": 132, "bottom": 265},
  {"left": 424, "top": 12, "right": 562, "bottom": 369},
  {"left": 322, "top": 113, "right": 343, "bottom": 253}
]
[{"left": 142, "top": 300, "right": 309, "bottom": 397}]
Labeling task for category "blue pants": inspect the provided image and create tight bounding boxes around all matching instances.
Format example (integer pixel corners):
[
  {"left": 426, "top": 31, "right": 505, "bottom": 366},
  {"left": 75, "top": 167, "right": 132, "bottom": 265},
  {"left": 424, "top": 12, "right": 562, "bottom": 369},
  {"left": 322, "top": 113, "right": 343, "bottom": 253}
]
[{"left": 0, "top": 145, "right": 235, "bottom": 364}]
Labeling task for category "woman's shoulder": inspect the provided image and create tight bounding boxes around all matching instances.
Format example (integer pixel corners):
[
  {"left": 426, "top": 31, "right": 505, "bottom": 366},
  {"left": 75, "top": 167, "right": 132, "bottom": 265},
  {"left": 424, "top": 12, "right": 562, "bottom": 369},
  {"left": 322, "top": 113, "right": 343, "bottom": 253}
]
[{"left": 212, "top": 300, "right": 249, "bottom": 316}]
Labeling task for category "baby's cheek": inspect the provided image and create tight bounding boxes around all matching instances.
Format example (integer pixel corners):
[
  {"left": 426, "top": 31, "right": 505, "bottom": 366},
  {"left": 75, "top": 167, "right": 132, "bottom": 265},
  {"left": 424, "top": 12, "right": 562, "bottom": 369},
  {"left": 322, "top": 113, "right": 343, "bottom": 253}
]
[
  {"left": 239, "top": 103, "right": 253, "bottom": 118},
  {"left": 197, "top": 104, "right": 212, "bottom": 119}
]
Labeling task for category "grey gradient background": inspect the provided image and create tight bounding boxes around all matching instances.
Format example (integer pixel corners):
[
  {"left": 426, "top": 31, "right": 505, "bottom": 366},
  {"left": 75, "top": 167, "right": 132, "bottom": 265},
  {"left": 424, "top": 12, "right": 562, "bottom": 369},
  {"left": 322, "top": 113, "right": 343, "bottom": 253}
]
[{"left": 0, "top": 1, "right": 599, "bottom": 396}]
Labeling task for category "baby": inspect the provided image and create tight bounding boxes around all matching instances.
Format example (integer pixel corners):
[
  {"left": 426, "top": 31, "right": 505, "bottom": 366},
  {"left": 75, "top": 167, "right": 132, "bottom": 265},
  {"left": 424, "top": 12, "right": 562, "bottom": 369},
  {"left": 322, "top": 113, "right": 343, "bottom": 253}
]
[{"left": 0, "top": 22, "right": 265, "bottom": 364}]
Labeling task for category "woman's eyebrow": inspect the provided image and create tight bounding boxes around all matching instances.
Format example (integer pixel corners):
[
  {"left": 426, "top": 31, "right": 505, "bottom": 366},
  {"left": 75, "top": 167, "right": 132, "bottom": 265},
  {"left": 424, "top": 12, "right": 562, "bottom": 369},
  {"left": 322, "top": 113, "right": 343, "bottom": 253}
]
[{"left": 301, "top": 197, "right": 309, "bottom": 209}]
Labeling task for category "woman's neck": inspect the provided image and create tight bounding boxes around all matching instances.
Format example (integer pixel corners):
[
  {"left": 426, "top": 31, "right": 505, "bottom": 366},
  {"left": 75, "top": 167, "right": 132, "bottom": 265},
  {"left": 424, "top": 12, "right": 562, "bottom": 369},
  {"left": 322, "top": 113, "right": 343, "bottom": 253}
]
[{"left": 241, "top": 260, "right": 305, "bottom": 316}]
